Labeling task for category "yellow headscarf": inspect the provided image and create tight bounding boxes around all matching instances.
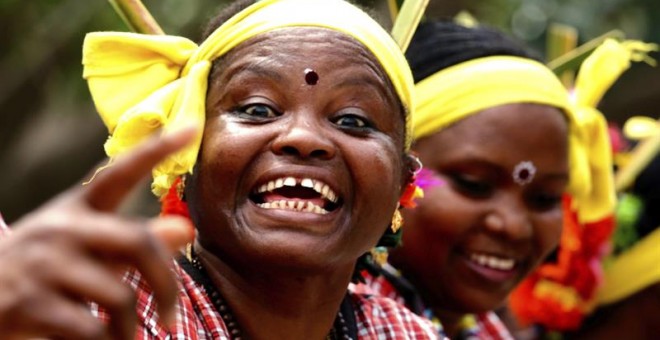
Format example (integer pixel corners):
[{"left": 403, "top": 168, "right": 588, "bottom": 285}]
[
  {"left": 413, "top": 39, "right": 656, "bottom": 223},
  {"left": 82, "top": 0, "right": 414, "bottom": 197}
]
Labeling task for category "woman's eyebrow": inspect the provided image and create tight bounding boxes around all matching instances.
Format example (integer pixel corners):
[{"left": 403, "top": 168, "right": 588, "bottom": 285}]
[
  {"left": 226, "top": 62, "right": 285, "bottom": 82},
  {"left": 335, "top": 75, "right": 391, "bottom": 102},
  {"left": 336, "top": 75, "right": 383, "bottom": 89}
]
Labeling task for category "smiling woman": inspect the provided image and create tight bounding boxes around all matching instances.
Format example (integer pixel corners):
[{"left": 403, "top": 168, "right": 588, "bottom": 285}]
[
  {"left": 0, "top": 0, "right": 438, "bottom": 339},
  {"left": 357, "top": 19, "right": 626, "bottom": 340},
  {"left": 190, "top": 27, "right": 407, "bottom": 273}
]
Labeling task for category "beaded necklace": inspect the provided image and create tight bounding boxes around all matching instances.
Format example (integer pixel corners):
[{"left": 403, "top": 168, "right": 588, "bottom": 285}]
[{"left": 180, "top": 245, "right": 356, "bottom": 340}]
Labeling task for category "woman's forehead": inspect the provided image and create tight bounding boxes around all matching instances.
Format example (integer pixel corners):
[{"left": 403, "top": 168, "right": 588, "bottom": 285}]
[
  {"left": 213, "top": 27, "right": 398, "bottom": 100},
  {"left": 418, "top": 103, "right": 569, "bottom": 169},
  {"left": 224, "top": 28, "right": 381, "bottom": 68}
]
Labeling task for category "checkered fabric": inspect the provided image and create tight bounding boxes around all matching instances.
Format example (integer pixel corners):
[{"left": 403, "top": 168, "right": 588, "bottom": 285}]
[
  {"left": 359, "top": 270, "right": 513, "bottom": 340},
  {"left": 90, "top": 261, "right": 439, "bottom": 339}
]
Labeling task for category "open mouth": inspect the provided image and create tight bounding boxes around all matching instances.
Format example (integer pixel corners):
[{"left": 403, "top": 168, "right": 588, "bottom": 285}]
[{"left": 250, "top": 177, "right": 341, "bottom": 215}]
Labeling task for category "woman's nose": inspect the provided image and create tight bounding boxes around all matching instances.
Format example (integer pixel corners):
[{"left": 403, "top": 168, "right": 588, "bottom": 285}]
[
  {"left": 483, "top": 195, "right": 533, "bottom": 240},
  {"left": 271, "top": 115, "right": 335, "bottom": 160}
]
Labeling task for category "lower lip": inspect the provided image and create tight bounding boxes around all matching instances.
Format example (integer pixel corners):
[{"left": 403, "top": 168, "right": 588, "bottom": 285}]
[
  {"left": 462, "top": 256, "right": 518, "bottom": 283},
  {"left": 249, "top": 200, "right": 338, "bottom": 223}
]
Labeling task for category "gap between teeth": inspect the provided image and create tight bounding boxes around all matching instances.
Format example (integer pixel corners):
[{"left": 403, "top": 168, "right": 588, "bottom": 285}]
[
  {"left": 258, "top": 200, "right": 328, "bottom": 214},
  {"left": 257, "top": 177, "right": 338, "bottom": 203},
  {"left": 469, "top": 253, "right": 515, "bottom": 270}
]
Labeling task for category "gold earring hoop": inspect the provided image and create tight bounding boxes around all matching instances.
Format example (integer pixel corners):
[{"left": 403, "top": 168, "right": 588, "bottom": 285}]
[
  {"left": 409, "top": 154, "right": 423, "bottom": 177},
  {"left": 390, "top": 209, "right": 403, "bottom": 233}
]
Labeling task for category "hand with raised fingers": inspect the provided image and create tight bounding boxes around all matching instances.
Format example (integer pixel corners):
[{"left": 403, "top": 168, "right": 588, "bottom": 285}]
[{"left": 0, "top": 127, "right": 196, "bottom": 339}]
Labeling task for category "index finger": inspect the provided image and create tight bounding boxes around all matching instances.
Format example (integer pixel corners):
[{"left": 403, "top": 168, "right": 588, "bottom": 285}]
[{"left": 82, "top": 126, "right": 197, "bottom": 212}]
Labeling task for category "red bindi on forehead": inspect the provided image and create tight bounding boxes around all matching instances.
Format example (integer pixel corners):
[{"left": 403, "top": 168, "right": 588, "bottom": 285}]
[{"left": 304, "top": 68, "right": 319, "bottom": 85}]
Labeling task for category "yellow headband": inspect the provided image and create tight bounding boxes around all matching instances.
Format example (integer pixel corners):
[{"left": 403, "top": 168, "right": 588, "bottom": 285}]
[
  {"left": 413, "top": 56, "right": 572, "bottom": 140},
  {"left": 413, "top": 39, "right": 656, "bottom": 223},
  {"left": 82, "top": 0, "right": 414, "bottom": 197}
]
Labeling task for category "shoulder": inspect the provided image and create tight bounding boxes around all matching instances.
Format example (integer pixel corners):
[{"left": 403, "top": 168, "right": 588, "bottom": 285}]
[{"left": 348, "top": 288, "right": 440, "bottom": 339}]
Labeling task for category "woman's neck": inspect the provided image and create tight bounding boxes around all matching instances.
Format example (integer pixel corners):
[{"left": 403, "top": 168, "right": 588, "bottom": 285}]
[
  {"left": 195, "top": 242, "right": 355, "bottom": 340},
  {"left": 387, "top": 256, "right": 471, "bottom": 339},
  {"left": 433, "top": 308, "right": 470, "bottom": 339}
]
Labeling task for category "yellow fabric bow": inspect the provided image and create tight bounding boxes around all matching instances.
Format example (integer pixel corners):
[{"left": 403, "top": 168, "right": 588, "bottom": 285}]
[
  {"left": 413, "top": 39, "right": 656, "bottom": 223},
  {"left": 596, "top": 227, "right": 660, "bottom": 305},
  {"left": 570, "top": 39, "right": 657, "bottom": 222},
  {"left": 83, "top": 0, "right": 414, "bottom": 197}
]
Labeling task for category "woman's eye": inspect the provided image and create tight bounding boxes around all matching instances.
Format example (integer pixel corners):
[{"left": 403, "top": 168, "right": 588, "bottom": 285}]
[
  {"left": 528, "top": 192, "right": 562, "bottom": 211},
  {"left": 236, "top": 104, "right": 279, "bottom": 119},
  {"left": 452, "top": 175, "right": 492, "bottom": 197},
  {"left": 334, "top": 114, "right": 371, "bottom": 130}
]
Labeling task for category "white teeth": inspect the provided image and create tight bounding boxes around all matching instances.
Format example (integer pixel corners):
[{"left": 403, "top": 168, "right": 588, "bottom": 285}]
[
  {"left": 257, "top": 200, "right": 328, "bottom": 215},
  {"left": 469, "top": 253, "right": 515, "bottom": 270},
  {"left": 283, "top": 177, "right": 296, "bottom": 187},
  {"left": 301, "top": 178, "right": 314, "bottom": 188},
  {"left": 501, "top": 258, "right": 514, "bottom": 269},
  {"left": 255, "top": 177, "right": 339, "bottom": 203}
]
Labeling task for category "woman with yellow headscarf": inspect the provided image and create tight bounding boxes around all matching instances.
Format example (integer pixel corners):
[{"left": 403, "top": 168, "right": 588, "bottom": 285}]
[
  {"left": 0, "top": 0, "right": 439, "bottom": 338},
  {"left": 359, "top": 19, "right": 655, "bottom": 339}
]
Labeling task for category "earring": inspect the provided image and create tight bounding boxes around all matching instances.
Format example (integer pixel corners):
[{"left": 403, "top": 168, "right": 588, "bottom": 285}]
[
  {"left": 370, "top": 246, "right": 389, "bottom": 267},
  {"left": 390, "top": 209, "right": 403, "bottom": 233},
  {"left": 409, "top": 154, "right": 423, "bottom": 177},
  {"left": 176, "top": 175, "right": 186, "bottom": 200},
  {"left": 400, "top": 154, "right": 425, "bottom": 209}
]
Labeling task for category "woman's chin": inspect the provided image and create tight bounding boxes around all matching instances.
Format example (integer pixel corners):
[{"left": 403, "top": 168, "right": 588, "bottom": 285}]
[
  {"left": 429, "top": 275, "right": 511, "bottom": 315},
  {"left": 199, "top": 201, "right": 367, "bottom": 274},
  {"left": 449, "top": 285, "right": 511, "bottom": 315},
  {"left": 232, "top": 224, "right": 355, "bottom": 273}
]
